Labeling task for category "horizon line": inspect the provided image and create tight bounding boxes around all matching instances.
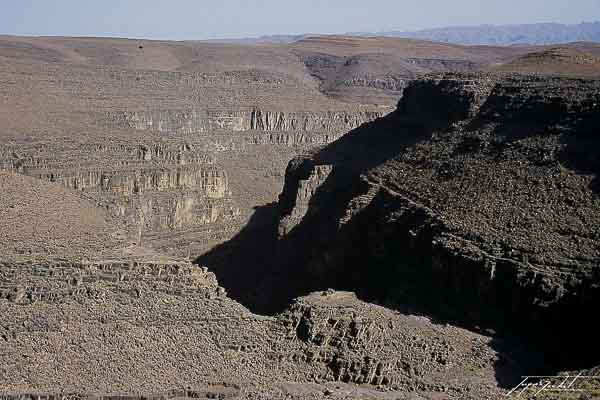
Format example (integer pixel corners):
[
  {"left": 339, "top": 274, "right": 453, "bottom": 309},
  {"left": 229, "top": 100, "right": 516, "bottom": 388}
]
[{"left": 0, "top": 20, "right": 599, "bottom": 43}]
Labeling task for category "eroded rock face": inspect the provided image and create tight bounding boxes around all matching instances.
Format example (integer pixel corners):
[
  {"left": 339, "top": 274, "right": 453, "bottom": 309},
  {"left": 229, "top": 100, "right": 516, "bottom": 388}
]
[
  {"left": 275, "top": 74, "right": 600, "bottom": 370},
  {"left": 99, "top": 108, "right": 384, "bottom": 136},
  {"left": 278, "top": 291, "right": 501, "bottom": 395},
  {"left": 247, "top": 110, "right": 383, "bottom": 133},
  {"left": 1, "top": 141, "right": 239, "bottom": 246}
]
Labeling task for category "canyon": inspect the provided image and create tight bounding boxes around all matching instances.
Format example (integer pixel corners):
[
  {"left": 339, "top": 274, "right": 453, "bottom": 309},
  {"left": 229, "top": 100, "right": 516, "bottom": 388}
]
[
  {"left": 273, "top": 74, "right": 600, "bottom": 368},
  {"left": 1, "top": 34, "right": 600, "bottom": 399}
]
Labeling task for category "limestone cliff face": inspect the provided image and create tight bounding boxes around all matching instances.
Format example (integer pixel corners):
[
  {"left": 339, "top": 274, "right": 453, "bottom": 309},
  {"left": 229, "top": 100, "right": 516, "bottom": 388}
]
[
  {"left": 247, "top": 109, "right": 382, "bottom": 133},
  {"left": 248, "top": 132, "right": 337, "bottom": 146},
  {"left": 99, "top": 108, "right": 385, "bottom": 136},
  {"left": 32, "top": 166, "right": 227, "bottom": 198},
  {"left": 3, "top": 103, "right": 384, "bottom": 256},
  {"left": 101, "top": 109, "right": 248, "bottom": 133},
  {"left": 1, "top": 142, "right": 238, "bottom": 238},
  {"left": 275, "top": 73, "right": 600, "bottom": 369}
]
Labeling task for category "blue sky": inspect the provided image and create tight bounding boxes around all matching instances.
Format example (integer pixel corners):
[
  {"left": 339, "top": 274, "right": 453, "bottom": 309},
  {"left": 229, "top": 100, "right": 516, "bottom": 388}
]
[{"left": 2, "top": 0, "right": 599, "bottom": 40}]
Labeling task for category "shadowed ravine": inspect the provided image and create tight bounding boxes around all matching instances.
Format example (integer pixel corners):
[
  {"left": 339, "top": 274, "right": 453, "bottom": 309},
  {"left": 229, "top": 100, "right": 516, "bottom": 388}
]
[{"left": 199, "top": 74, "right": 600, "bottom": 385}]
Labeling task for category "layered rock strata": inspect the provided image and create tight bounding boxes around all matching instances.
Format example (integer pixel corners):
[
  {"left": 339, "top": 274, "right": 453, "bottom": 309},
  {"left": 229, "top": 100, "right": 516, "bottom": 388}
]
[
  {"left": 0, "top": 141, "right": 238, "bottom": 247},
  {"left": 99, "top": 109, "right": 384, "bottom": 136},
  {"left": 275, "top": 73, "right": 600, "bottom": 370}
]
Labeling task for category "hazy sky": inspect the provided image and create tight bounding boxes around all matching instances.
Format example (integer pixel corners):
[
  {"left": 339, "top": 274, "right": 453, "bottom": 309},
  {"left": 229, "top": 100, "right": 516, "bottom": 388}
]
[{"left": 2, "top": 0, "right": 599, "bottom": 40}]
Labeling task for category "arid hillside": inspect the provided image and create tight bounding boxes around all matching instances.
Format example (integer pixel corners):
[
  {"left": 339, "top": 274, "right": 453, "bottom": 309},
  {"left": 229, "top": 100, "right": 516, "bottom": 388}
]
[
  {"left": 0, "top": 34, "right": 557, "bottom": 258},
  {"left": 0, "top": 171, "right": 128, "bottom": 261},
  {"left": 2, "top": 34, "right": 600, "bottom": 399},
  {"left": 494, "top": 46, "right": 600, "bottom": 77}
]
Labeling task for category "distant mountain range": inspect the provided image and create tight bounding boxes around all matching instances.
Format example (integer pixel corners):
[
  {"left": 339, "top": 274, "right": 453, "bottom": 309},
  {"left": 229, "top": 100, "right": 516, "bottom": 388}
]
[
  {"left": 215, "top": 22, "right": 600, "bottom": 46},
  {"left": 368, "top": 22, "right": 600, "bottom": 46}
]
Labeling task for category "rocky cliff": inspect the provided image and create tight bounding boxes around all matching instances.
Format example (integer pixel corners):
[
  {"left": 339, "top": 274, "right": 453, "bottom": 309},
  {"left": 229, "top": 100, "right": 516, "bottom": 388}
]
[
  {"left": 294, "top": 45, "right": 488, "bottom": 105},
  {"left": 99, "top": 108, "right": 384, "bottom": 137},
  {"left": 0, "top": 171, "right": 509, "bottom": 398},
  {"left": 275, "top": 73, "right": 600, "bottom": 372},
  {"left": 1, "top": 140, "right": 238, "bottom": 251}
]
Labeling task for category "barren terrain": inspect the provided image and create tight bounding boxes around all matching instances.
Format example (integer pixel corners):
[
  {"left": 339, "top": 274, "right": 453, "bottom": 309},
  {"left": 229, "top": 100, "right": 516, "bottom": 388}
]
[{"left": 2, "top": 34, "right": 600, "bottom": 398}]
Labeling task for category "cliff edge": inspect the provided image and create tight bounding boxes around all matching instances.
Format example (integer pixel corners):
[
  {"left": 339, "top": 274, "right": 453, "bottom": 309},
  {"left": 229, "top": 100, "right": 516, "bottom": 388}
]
[{"left": 276, "top": 73, "right": 600, "bottom": 371}]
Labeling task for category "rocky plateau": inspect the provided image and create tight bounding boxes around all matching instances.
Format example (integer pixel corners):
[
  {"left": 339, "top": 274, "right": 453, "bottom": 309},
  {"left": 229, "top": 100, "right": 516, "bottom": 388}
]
[{"left": 2, "top": 34, "right": 600, "bottom": 399}]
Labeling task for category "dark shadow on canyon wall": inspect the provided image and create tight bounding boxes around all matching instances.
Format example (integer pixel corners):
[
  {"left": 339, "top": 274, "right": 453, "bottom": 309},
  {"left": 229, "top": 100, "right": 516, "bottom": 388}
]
[
  {"left": 197, "top": 110, "right": 440, "bottom": 314},
  {"left": 195, "top": 119, "right": 545, "bottom": 389},
  {"left": 195, "top": 202, "right": 288, "bottom": 314},
  {"left": 198, "top": 77, "right": 600, "bottom": 388}
]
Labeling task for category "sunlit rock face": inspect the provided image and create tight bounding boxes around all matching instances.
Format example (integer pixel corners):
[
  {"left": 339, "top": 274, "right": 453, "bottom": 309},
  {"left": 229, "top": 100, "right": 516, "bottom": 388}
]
[{"left": 100, "top": 108, "right": 384, "bottom": 135}]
